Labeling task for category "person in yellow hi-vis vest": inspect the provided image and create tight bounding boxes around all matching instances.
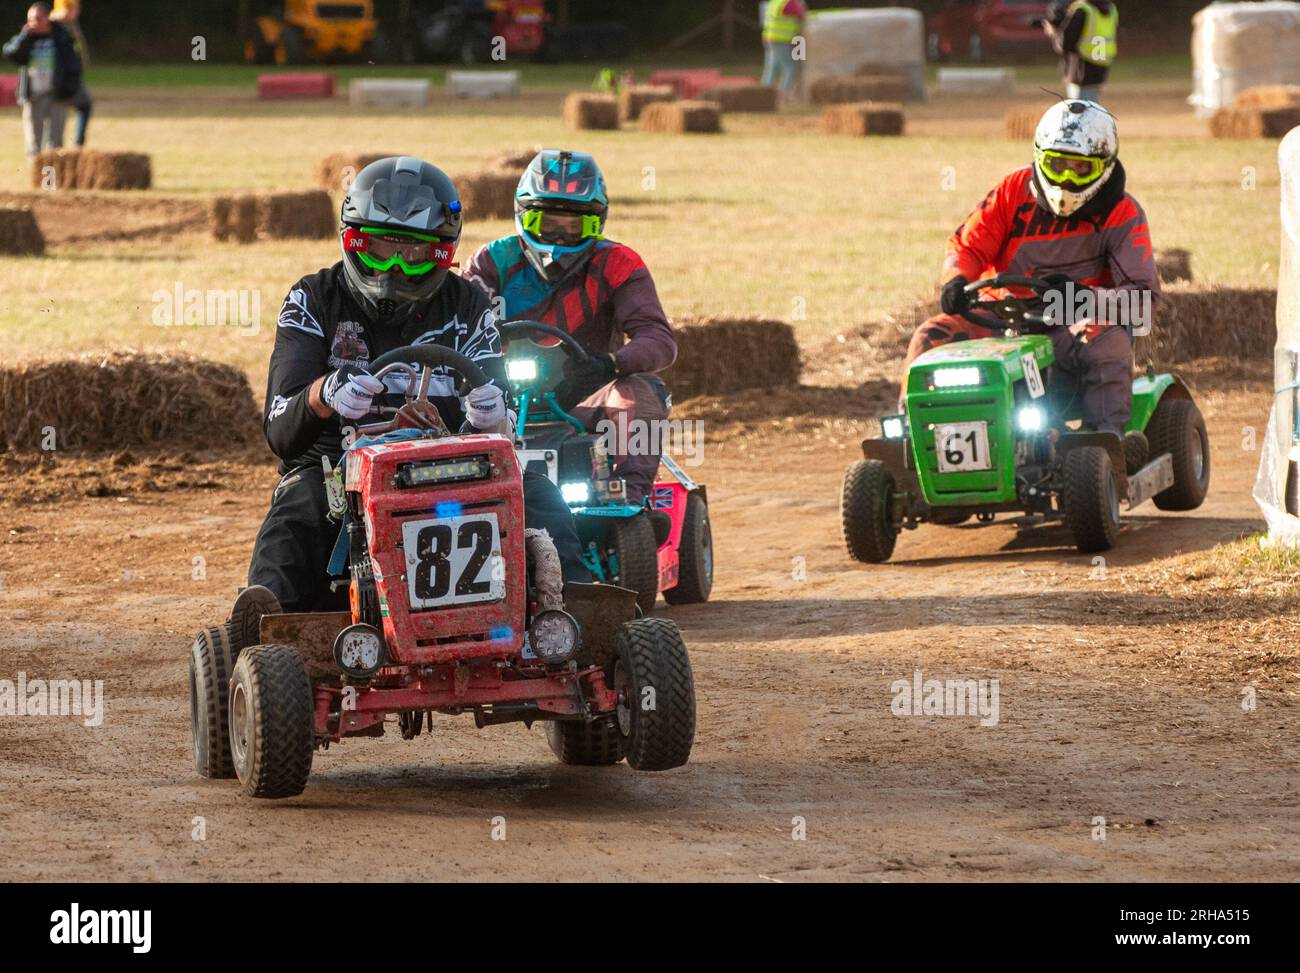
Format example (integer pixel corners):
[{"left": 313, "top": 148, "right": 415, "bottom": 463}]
[
  {"left": 1043, "top": 0, "right": 1117, "bottom": 104},
  {"left": 760, "top": 0, "right": 806, "bottom": 94}
]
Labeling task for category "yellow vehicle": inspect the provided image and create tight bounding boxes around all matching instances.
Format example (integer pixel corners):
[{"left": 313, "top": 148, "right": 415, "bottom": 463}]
[{"left": 242, "top": 1, "right": 387, "bottom": 65}]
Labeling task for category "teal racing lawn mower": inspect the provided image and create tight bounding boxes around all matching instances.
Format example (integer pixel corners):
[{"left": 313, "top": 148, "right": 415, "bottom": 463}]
[
  {"left": 500, "top": 320, "right": 713, "bottom": 614},
  {"left": 841, "top": 273, "right": 1211, "bottom": 561}
]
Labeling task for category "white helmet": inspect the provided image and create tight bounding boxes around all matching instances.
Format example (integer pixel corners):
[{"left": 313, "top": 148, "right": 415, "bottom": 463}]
[{"left": 1032, "top": 100, "right": 1118, "bottom": 218}]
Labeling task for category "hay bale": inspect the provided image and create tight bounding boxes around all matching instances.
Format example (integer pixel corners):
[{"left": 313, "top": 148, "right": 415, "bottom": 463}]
[
  {"left": 1004, "top": 108, "right": 1041, "bottom": 141},
  {"left": 700, "top": 83, "right": 778, "bottom": 113},
  {"left": 1209, "top": 105, "right": 1300, "bottom": 139},
  {"left": 457, "top": 169, "right": 518, "bottom": 220},
  {"left": 810, "top": 75, "right": 911, "bottom": 106},
  {"left": 619, "top": 84, "right": 676, "bottom": 122},
  {"left": 0, "top": 207, "right": 44, "bottom": 256},
  {"left": 1232, "top": 85, "right": 1300, "bottom": 110},
  {"left": 487, "top": 148, "right": 538, "bottom": 174},
  {"left": 639, "top": 100, "right": 722, "bottom": 134},
  {"left": 210, "top": 191, "right": 330, "bottom": 243},
  {"left": 1134, "top": 286, "right": 1277, "bottom": 367},
  {"left": 30, "top": 149, "right": 150, "bottom": 190},
  {"left": 663, "top": 319, "right": 802, "bottom": 399},
  {"left": 316, "top": 152, "right": 396, "bottom": 191},
  {"left": 0, "top": 354, "right": 260, "bottom": 453},
  {"left": 821, "top": 102, "right": 905, "bottom": 137},
  {"left": 564, "top": 93, "right": 619, "bottom": 131},
  {"left": 1156, "top": 248, "right": 1193, "bottom": 285}
]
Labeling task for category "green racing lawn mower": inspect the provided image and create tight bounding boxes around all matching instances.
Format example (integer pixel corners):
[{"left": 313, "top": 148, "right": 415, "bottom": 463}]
[{"left": 841, "top": 273, "right": 1211, "bottom": 562}]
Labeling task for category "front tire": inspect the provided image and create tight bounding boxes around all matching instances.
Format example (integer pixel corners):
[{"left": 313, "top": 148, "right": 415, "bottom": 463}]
[
  {"left": 1147, "top": 397, "right": 1210, "bottom": 511},
  {"left": 609, "top": 514, "right": 660, "bottom": 615},
  {"left": 663, "top": 492, "right": 713, "bottom": 605},
  {"left": 546, "top": 715, "right": 625, "bottom": 765},
  {"left": 1063, "top": 446, "right": 1121, "bottom": 553},
  {"left": 229, "top": 644, "right": 314, "bottom": 799},
  {"left": 841, "top": 459, "right": 898, "bottom": 563},
  {"left": 613, "top": 618, "right": 695, "bottom": 771},
  {"left": 190, "top": 625, "right": 236, "bottom": 779}
]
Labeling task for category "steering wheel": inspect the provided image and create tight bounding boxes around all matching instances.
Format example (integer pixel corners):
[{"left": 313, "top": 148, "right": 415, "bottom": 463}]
[
  {"left": 358, "top": 344, "right": 493, "bottom": 436},
  {"left": 500, "top": 319, "right": 594, "bottom": 365},
  {"left": 960, "top": 273, "right": 1063, "bottom": 333}
]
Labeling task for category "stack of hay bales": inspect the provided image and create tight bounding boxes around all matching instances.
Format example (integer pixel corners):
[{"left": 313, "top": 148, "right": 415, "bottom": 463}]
[
  {"left": 663, "top": 319, "right": 802, "bottom": 399},
  {"left": 30, "top": 149, "right": 151, "bottom": 190},
  {"left": 639, "top": 100, "right": 722, "bottom": 134},
  {"left": 1135, "top": 285, "right": 1277, "bottom": 366},
  {"left": 700, "top": 83, "right": 778, "bottom": 113},
  {"left": 211, "top": 190, "right": 334, "bottom": 243},
  {"left": 619, "top": 84, "right": 676, "bottom": 121},
  {"left": 1004, "top": 107, "right": 1041, "bottom": 140},
  {"left": 0, "top": 353, "right": 260, "bottom": 452},
  {"left": 810, "top": 75, "right": 910, "bottom": 106},
  {"left": 564, "top": 92, "right": 619, "bottom": 131},
  {"left": 1191, "top": 2, "right": 1300, "bottom": 117},
  {"left": 456, "top": 168, "right": 518, "bottom": 220},
  {"left": 822, "top": 102, "right": 905, "bottom": 137},
  {"left": 0, "top": 207, "right": 44, "bottom": 255},
  {"left": 1156, "top": 248, "right": 1193, "bottom": 285},
  {"left": 1210, "top": 104, "right": 1300, "bottom": 138},
  {"left": 800, "top": 8, "right": 926, "bottom": 103},
  {"left": 315, "top": 152, "right": 397, "bottom": 191}
]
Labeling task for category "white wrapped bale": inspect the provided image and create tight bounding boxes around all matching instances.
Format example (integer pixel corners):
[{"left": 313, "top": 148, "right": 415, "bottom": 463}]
[
  {"left": 447, "top": 71, "right": 521, "bottom": 98},
  {"left": 936, "top": 67, "right": 1017, "bottom": 97},
  {"left": 1254, "top": 127, "right": 1300, "bottom": 539},
  {"left": 1191, "top": 2, "right": 1300, "bottom": 118},
  {"left": 800, "top": 7, "right": 925, "bottom": 104},
  {"left": 348, "top": 78, "right": 431, "bottom": 108}
]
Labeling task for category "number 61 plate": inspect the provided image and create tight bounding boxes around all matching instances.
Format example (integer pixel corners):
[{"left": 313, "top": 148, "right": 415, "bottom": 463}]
[
  {"left": 935, "top": 421, "right": 992, "bottom": 473},
  {"left": 402, "top": 513, "right": 504, "bottom": 609}
]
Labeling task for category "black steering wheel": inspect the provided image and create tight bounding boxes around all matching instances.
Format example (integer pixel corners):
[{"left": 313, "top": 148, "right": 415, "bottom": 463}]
[
  {"left": 359, "top": 344, "right": 493, "bottom": 435},
  {"left": 960, "top": 273, "right": 1063, "bottom": 333}
]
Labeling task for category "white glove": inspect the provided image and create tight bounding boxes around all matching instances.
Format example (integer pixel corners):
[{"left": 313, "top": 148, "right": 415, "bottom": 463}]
[
  {"left": 464, "top": 383, "right": 507, "bottom": 431},
  {"left": 321, "top": 364, "right": 385, "bottom": 420}
]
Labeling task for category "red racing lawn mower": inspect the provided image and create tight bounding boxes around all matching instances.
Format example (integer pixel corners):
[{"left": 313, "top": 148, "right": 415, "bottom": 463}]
[{"left": 189, "top": 345, "right": 696, "bottom": 799}]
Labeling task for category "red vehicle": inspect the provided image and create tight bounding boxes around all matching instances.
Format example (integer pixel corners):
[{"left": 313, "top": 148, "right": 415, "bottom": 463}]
[
  {"left": 188, "top": 345, "right": 696, "bottom": 799},
  {"left": 418, "top": 0, "right": 548, "bottom": 65},
  {"left": 927, "top": 0, "right": 1051, "bottom": 63}
]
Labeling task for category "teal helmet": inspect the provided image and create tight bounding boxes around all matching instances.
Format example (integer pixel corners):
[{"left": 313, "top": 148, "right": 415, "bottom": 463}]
[{"left": 514, "top": 150, "right": 609, "bottom": 282}]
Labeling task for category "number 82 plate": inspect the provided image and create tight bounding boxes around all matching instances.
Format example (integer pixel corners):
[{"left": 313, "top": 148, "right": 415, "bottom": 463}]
[{"left": 402, "top": 513, "right": 504, "bottom": 609}]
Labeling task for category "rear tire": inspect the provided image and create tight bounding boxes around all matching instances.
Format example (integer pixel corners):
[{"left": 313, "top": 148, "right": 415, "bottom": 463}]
[
  {"left": 609, "top": 514, "right": 660, "bottom": 615},
  {"left": 229, "top": 644, "right": 314, "bottom": 799},
  {"left": 841, "top": 460, "right": 898, "bottom": 563},
  {"left": 1147, "top": 397, "right": 1210, "bottom": 511},
  {"left": 663, "top": 492, "right": 713, "bottom": 605},
  {"left": 1063, "top": 446, "right": 1121, "bottom": 553},
  {"left": 190, "top": 625, "right": 236, "bottom": 779},
  {"left": 613, "top": 618, "right": 695, "bottom": 771},
  {"left": 546, "top": 715, "right": 625, "bottom": 765}
]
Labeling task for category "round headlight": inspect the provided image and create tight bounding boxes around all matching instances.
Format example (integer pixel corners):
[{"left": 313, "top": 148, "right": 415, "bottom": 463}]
[
  {"left": 528, "top": 610, "right": 580, "bottom": 664},
  {"left": 334, "top": 623, "right": 386, "bottom": 678}
]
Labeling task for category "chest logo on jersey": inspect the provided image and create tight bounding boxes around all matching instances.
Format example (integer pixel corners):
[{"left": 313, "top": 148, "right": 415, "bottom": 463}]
[{"left": 328, "top": 320, "right": 370, "bottom": 368}]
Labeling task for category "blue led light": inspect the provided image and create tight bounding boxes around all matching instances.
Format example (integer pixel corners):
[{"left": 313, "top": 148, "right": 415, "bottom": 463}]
[
  {"left": 435, "top": 501, "right": 463, "bottom": 518},
  {"left": 489, "top": 627, "right": 513, "bottom": 641}
]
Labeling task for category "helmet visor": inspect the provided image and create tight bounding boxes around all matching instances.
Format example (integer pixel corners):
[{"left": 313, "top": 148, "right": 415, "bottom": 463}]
[
  {"left": 1035, "top": 148, "right": 1107, "bottom": 188},
  {"left": 343, "top": 226, "right": 457, "bottom": 276},
  {"left": 520, "top": 208, "right": 604, "bottom": 247}
]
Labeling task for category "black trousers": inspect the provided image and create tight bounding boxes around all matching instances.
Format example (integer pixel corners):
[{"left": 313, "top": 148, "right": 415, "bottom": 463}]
[{"left": 248, "top": 466, "right": 591, "bottom": 613}]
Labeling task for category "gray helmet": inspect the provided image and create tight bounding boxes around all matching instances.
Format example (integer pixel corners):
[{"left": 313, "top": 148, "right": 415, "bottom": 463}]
[{"left": 339, "top": 156, "right": 463, "bottom": 326}]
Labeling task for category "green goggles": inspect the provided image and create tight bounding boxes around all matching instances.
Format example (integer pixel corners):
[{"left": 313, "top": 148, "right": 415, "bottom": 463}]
[
  {"left": 343, "top": 226, "right": 457, "bottom": 276},
  {"left": 1035, "top": 148, "right": 1109, "bottom": 187},
  {"left": 520, "top": 208, "right": 604, "bottom": 247}
]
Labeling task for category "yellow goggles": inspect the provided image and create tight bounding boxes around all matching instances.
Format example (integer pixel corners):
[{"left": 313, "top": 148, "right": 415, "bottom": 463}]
[{"left": 1035, "top": 148, "right": 1108, "bottom": 187}]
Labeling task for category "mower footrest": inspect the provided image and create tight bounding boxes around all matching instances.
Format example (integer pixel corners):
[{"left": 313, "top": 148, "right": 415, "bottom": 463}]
[{"left": 1126, "top": 453, "right": 1174, "bottom": 508}]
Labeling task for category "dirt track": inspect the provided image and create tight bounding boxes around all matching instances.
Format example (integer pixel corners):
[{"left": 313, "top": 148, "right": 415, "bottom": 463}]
[{"left": 1, "top": 376, "right": 1297, "bottom": 882}]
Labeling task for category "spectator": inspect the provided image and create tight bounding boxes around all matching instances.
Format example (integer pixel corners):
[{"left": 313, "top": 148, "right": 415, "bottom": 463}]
[
  {"left": 3, "top": 2, "right": 81, "bottom": 158},
  {"left": 50, "top": 0, "right": 90, "bottom": 147},
  {"left": 1043, "top": 1, "right": 1117, "bottom": 103},
  {"left": 761, "top": 0, "right": 807, "bottom": 95}
]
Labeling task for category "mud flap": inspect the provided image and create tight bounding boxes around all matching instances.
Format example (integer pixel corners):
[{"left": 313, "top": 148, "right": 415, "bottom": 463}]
[
  {"left": 259, "top": 611, "right": 350, "bottom": 681},
  {"left": 861, "top": 438, "right": 920, "bottom": 495},
  {"left": 1126, "top": 453, "right": 1175, "bottom": 509},
  {"left": 564, "top": 582, "right": 638, "bottom": 669}
]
